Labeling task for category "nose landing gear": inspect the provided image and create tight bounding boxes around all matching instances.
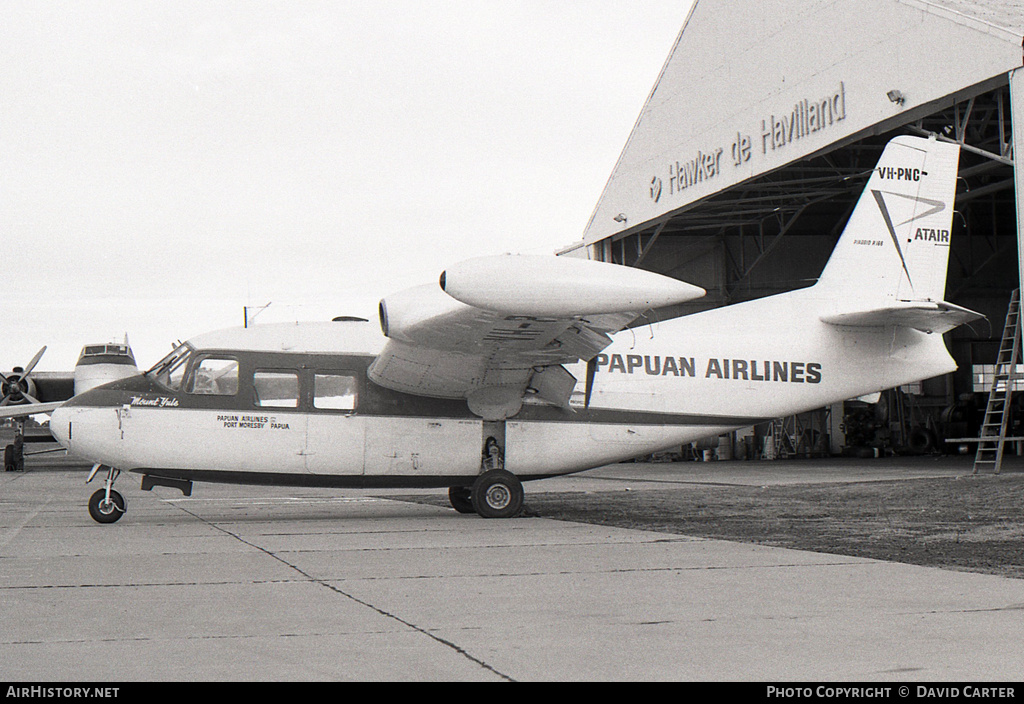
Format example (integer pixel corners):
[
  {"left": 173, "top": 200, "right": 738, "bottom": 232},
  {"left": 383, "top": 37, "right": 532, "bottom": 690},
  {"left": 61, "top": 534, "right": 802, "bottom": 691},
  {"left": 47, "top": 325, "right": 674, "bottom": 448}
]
[{"left": 86, "top": 464, "right": 125, "bottom": 524}]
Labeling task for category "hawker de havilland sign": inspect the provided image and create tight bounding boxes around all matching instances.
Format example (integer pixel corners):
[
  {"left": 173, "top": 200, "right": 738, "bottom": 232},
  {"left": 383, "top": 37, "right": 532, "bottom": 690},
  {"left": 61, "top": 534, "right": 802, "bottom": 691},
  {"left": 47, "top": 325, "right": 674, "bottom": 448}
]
[
  {"left": 651, "top": 81, "right": 847, "bottom": 203},
  {"left": 49, "top": 136, "right": 980, "bottom": 523}
]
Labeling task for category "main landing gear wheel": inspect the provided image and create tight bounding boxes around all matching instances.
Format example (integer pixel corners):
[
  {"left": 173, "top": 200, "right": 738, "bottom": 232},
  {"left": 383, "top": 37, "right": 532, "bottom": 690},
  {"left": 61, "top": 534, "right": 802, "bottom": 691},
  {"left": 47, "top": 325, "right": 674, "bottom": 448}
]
[
  {"left": 448, "top": 486, "right": 475, "bottom": 514},
  {"left": 471, "top": 469, "right": 524, "bottom": 519},
  {"left": 88, "top": 489, "right": 126, "bottom": 524}
]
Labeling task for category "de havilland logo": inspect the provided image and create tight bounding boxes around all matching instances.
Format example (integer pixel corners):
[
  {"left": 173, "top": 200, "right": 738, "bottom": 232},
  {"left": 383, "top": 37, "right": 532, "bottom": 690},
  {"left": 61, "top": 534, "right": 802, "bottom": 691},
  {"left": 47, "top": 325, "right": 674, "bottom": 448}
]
[{"left": 650, "top": 176, "right": 663, "bottom": 203}]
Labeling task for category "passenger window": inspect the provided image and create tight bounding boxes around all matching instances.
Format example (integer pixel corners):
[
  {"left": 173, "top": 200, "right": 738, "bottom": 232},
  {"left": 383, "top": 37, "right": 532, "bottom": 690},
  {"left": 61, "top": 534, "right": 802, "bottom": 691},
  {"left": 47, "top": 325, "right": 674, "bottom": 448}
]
[
  {"left": 189, "top": 357, "right": 239, "bottom": 396},
  {"left": 254, "top": 371, "right": 299, "bottom": 408},
  {"left": 314, "top": 373, "right": 357, "bottom": 411}
]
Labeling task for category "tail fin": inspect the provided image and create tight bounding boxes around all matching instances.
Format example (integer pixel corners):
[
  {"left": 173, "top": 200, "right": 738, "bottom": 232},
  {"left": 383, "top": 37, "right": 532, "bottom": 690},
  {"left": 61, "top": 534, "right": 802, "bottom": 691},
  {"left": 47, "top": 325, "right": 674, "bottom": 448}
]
[{"left": 817, "top": 135, "right": 982, "bottom": 333}]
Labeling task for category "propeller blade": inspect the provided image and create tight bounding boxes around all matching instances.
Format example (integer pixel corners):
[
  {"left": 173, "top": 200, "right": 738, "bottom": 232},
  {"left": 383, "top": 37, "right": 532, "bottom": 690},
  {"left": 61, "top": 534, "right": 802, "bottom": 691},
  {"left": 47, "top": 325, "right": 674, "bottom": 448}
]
[
  {"left": 22, "top": 346, "right": 46, "bottom": 377},
  {"left": 584, "top": 356, "right": 597, "bottom": 409}
]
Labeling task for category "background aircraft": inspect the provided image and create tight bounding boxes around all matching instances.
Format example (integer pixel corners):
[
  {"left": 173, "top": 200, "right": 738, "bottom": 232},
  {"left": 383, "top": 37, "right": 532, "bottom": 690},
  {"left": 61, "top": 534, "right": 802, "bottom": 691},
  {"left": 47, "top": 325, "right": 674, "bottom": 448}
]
[
  {"left": 1, "top": 346, "right": 70, "bottom": 409},
  {"left": 1, "top": 341, "right": 138, "bottom": 471}
]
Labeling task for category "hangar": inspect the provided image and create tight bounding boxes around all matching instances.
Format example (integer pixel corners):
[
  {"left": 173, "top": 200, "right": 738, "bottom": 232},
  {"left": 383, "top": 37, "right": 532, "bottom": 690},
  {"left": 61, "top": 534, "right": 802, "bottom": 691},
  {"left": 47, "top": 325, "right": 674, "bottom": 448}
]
[{"left": 561, "top": 0, "right": 1024, "bottom": 458}]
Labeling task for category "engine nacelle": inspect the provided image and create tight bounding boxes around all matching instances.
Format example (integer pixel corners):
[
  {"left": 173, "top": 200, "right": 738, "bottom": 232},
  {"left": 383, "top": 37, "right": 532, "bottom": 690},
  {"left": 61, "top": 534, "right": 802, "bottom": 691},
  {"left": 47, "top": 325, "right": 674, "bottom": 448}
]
[
  {"left": 378, "top": 284, "right": 471, "bottom": 345},
  {"left": 0, "top": 371, "right": 37, "bottom": 406},
  {"left": 440, "top": 254, "right": 705, "bottom": 317}
]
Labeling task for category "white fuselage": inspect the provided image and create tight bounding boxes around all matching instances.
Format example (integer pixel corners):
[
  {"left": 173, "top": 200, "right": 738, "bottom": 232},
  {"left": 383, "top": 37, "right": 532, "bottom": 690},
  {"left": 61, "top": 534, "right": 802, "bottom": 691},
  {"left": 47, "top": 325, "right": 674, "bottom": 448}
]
[{"left": 50, "top": 285, "right": 955, "bottom": 488}]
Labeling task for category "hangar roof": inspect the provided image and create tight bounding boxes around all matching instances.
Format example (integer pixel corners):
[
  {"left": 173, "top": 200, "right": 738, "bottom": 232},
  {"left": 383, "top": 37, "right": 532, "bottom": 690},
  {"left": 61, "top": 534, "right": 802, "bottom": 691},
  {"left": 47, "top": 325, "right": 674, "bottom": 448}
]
[
  {"left": 927, "top": 0, "right": 1024, "bottom": 34},
  {"left": 565, "top": 0, "right": 1024, "bottom": 255}
]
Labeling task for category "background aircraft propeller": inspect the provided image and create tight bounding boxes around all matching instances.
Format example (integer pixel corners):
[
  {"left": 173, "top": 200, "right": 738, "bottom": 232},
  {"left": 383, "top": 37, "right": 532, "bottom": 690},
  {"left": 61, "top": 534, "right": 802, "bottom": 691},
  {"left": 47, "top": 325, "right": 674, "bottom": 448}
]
[{"left": 0, "top": 346, "right": 46, "bottom": 406}]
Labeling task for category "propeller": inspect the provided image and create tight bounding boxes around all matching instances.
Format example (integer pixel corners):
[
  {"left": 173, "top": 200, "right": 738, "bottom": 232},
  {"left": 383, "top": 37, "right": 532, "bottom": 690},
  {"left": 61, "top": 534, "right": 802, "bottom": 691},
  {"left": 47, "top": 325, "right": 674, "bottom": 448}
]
[
  {"left": 0, "top": 346, "right": 46, "bottom": 406},
  {"left": 584, "top": 355, "right": 597, "bottom": 409}
]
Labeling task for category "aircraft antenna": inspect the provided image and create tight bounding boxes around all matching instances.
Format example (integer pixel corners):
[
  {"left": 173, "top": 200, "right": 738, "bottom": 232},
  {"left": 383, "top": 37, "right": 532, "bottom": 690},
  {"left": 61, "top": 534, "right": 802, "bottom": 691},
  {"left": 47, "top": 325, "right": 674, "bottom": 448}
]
[{"left": 244, "top": 302, "right": 272, "bottom": 328}]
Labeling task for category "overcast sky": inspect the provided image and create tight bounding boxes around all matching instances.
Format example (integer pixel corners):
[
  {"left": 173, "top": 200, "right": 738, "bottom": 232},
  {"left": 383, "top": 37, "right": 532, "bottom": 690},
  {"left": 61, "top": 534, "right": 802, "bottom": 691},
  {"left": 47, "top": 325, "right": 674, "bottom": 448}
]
[{"left": 1, "top": 1, "right": 691, "bottom": 372}]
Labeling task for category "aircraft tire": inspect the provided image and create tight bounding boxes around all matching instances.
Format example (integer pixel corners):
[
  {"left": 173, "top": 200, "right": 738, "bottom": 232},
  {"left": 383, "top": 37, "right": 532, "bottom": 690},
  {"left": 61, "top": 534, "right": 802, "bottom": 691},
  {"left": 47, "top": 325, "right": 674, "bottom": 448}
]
[
  {"left": 88, "top": 489, "right": 126, "bottom": 524},
  {"left": 448, "top": 486, "right": 475, "bottom": 514},
  {"left": 3, "top": 444, "right": 13, "bottom": 472},
  {"left": 471, "top": 469, "right": 523, "bottom": 519},
  {"left": 907, "top": 426, "right": 935, "bottom": 455}
]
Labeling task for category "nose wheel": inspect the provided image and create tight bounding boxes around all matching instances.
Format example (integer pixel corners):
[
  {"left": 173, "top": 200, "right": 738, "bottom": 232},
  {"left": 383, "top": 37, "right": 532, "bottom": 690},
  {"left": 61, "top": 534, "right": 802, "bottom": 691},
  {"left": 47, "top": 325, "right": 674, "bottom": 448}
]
[
  {"left": 86, "top": 464, "right": 126, "bottom": 524},
  {"left": 88, "top": 488, "right": 126, "bottom": 523}
]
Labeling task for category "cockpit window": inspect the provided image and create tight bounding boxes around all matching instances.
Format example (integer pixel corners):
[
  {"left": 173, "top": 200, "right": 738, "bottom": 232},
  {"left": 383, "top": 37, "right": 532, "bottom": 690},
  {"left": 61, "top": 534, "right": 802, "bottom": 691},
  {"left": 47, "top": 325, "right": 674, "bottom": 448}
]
[
  {"left": 188, "top": 356, "right": 239, "bottom": 396},
  {"left": 82, "top": 344, "right": 132, "bottom": 358},
  {"left": 146, "top": 344, "right": 193, "bottom": 391}
]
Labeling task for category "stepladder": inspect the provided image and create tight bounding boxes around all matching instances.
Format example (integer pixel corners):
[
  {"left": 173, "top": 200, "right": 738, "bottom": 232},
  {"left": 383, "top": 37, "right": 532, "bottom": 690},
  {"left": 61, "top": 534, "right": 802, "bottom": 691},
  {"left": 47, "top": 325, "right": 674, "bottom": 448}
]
[{"left": 973, "top": 289, "right": 1021, "bottom": 474}]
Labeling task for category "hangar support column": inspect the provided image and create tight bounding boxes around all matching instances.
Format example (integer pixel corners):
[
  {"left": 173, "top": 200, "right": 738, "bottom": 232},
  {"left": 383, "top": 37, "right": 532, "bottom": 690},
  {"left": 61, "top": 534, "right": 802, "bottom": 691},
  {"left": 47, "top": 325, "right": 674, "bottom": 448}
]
[{"left": 1011, "top": 69, "right": 1024, "bottom": 296}]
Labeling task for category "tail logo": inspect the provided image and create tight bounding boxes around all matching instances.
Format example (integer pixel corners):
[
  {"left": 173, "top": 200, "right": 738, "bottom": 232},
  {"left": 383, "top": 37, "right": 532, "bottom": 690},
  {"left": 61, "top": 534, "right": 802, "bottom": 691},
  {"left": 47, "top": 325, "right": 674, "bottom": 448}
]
[{"left": 870, "top": 190, "right": 946, "bottom": 286}]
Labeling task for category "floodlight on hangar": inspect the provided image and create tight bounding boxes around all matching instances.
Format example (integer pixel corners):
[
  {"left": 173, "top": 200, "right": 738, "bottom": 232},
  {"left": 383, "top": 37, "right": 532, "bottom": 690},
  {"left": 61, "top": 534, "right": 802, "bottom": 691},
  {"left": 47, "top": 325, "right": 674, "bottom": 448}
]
[{"left": 887, "top": 90, "right": 906, "bottom": 106}]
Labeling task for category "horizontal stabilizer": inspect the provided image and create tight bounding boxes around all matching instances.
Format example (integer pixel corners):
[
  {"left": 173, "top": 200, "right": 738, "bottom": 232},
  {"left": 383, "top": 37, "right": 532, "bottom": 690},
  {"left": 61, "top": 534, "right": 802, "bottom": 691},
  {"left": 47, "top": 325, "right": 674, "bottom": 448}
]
[{"left": 820, "top": 300, "right": 984, "bottom": 334}]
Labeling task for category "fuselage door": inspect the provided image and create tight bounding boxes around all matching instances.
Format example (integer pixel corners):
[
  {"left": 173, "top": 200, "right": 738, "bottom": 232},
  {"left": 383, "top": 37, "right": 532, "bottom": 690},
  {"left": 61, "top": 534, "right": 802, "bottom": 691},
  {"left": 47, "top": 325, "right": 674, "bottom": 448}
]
[
  {"left": 304, "top": 371, "right": 365, "bottom": 475},
  {"left": 249, "top": 369, "right": 307, "bottom": 474}
]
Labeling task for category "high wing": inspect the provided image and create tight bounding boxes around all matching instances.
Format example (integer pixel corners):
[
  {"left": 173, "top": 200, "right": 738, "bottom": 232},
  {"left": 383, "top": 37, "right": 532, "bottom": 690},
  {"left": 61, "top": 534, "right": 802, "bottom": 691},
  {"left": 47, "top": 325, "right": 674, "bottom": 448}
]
[
  {"left": 368, "top": 254, "right": 705, "bottom": 419},
  {"left": 10, "top": 371, "right": 75, "bottom": 403}
]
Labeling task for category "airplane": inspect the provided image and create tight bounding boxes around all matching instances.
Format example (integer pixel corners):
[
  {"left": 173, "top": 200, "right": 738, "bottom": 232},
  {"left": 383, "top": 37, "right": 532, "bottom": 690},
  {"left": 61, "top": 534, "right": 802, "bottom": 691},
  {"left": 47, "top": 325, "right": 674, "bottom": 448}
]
[
  {"left": 1, "top": 341, "right": 139, "bottom": 471},
  {"left": 49, "top": 135, "right": 982, "bottom": 523}
]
